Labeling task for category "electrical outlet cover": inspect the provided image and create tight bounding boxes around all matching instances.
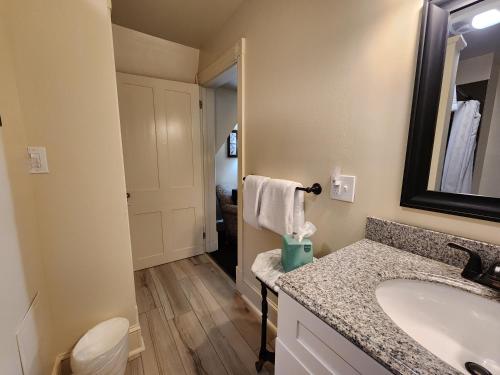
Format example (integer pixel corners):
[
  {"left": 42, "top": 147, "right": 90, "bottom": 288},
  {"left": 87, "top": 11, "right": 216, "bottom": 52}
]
[
  {"left": 331, "top": 175, "right": 356, "bottom": 203},
  {"left": 27, "top": 147, "right": 49, "bottom": 174}
]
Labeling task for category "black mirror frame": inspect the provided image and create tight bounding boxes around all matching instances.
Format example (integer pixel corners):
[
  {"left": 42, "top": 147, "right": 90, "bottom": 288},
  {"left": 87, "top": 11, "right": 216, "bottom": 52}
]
[{"left": 401, "top": 0, "right": 500, "bottom": 223}]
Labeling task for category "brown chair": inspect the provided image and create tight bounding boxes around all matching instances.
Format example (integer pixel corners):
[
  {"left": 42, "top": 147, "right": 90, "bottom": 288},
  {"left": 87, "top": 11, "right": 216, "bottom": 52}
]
[{"left": 216, "top": 185, "right": 237, "bottom": 244}]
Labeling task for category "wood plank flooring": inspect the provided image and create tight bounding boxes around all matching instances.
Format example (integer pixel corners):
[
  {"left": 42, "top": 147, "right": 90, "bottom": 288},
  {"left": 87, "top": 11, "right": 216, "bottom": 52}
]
[{"left": 129, "top": 254, "right": 275, "bottom": 375}]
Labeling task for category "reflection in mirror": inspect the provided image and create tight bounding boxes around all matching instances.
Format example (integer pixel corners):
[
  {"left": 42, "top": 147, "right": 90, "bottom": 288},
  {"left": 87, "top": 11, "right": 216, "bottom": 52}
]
[{"left": 428, "top": 0, "right": 500, "bottom": 198}]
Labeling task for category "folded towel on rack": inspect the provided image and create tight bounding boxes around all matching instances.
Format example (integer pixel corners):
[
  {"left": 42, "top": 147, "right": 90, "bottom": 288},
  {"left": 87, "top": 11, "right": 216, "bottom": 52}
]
[
  {"left": 258, "top": 178, "right": 305, "bottom": 236},
  {"left": 243, "top": 175, "right": 270, "bottom": 229}
]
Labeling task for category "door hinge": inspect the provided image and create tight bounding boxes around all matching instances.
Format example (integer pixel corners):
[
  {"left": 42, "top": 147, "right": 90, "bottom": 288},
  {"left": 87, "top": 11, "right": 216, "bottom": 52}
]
[
  {"left": 203, "top": 231, "right": 206, "bottom": 239},
  {"left": 199, "top": 100, "right": 203, "bottom": 109}
]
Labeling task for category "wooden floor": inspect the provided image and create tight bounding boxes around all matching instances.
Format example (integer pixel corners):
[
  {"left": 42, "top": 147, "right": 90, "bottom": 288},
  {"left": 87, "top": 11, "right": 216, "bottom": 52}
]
[{"left": 126, "top": 254, "right": 276, "bottom": 375}]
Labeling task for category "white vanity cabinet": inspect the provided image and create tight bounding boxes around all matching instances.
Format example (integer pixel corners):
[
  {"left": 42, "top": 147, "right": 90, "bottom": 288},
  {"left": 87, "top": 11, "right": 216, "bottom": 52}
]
[{"left": 276, "top": 292, "right": 392, "bottom": 375}]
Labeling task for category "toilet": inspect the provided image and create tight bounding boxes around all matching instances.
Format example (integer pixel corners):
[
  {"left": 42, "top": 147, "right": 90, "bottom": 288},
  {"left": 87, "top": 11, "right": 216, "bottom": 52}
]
[{"left": 71, "top": 317, "right": 129, "bottom": 375}]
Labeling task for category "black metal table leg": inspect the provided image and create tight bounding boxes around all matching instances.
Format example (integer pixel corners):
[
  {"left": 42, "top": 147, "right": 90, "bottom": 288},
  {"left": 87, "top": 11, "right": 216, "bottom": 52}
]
[{"left": 255, "top": 280, "right": 275, "bottom": 372}]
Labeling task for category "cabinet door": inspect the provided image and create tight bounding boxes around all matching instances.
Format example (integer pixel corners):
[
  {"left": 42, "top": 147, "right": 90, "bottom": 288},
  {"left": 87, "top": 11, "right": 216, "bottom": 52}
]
[
  {"left": 276, "top": 338, "right": 310, "bottom": 375},
  {"left": 277, "top": 292, "right": 391, "bottom": 375}
]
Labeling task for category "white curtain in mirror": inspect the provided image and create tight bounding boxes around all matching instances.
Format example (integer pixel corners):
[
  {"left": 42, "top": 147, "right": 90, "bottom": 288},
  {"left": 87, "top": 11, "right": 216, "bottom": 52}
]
[{"left": 441, "top": 100, "right": 481, "bottom": 194}]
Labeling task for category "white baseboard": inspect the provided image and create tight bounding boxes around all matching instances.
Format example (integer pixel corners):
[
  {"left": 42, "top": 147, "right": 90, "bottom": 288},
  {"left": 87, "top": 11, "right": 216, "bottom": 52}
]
[
  {"left": 240, "top": 290, "right": 278, "bottom": 334},
  {"left": 51, "top": 352, "right": 70, "bottom": 375},
  {"left": 238, "top": 276, "right": 278, "bottom": 328},
  {"left": 127, "top": 322, "right": 145, "bottom": 360},
  {"left": 50, "top": 322, "right": 145, "bottom": 375}
]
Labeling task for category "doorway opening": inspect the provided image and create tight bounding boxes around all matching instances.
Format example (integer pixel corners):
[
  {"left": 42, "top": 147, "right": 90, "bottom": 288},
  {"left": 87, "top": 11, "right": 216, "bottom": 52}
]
[{"left": 202, "top": 64, "right": 238, "bottom": 280}]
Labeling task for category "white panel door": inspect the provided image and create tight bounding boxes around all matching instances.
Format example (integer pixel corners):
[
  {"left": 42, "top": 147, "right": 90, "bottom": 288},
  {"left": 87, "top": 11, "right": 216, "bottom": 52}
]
[{"left": 117, "top": 73, "right": 204, "bottom": 270}]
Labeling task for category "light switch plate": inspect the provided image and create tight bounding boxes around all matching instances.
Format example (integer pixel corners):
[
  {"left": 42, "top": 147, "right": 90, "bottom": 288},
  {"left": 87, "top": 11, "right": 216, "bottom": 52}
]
[
  {"left": 27, "top": 146, "right": 49, "bottom": 174},
  {"left": 331, "top": 175, "right": 356, "bottom": 202}
]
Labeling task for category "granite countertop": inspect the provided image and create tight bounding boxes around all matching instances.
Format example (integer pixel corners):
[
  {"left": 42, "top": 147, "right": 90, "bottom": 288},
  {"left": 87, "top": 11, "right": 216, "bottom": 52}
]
[{"left": 276, "top": 239, "right": 500, "bottom": 375}]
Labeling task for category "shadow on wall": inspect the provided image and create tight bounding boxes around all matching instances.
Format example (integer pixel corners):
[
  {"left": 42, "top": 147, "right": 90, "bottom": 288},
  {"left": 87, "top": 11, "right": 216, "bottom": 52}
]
[
  {"left": 215, "top": 125, "right": 238, "bottom": 190},
  {"left": 1, "top": 0, "right": 139, "bottom": 371},
  {"left": 0, "top": 12, "right": 55, "bottom": 372},
  {"left": 215, "top": 87, "right": 238, "bottom": 190}
]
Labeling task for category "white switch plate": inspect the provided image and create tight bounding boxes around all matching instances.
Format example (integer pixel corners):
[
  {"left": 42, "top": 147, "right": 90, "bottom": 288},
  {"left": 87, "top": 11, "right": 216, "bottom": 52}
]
[
  {"left": 27, "top": 146, "right": 49, "bottom": 174},
  {"left": 331, "top": 175, "right": 356, "bottom": 202}
]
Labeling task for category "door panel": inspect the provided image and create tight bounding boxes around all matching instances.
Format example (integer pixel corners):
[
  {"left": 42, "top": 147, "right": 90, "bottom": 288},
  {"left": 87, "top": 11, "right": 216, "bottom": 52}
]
[
  {"left": 164, "top": 90, "right": 195, "bottom": 188},
  {"left": 117, "top": 73, "right": 204, "bottom": 270},
  {"left": 130, "top": 211, "right": 165, "bottom": 260},
  {"left": 118, "top": 84, "right": 159, "bottom": 191},
  {"left": 171, "top": 207, "right": 197, "bottom": 251}
]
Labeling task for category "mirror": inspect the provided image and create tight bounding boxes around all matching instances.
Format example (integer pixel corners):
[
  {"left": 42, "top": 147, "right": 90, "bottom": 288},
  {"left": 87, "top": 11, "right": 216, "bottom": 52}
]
[
  {"left": 429, "top": 0, "right": 500, "bottom": 198},
  {"left": 401, "top": 0, "right": 500, "bottom": 222}
]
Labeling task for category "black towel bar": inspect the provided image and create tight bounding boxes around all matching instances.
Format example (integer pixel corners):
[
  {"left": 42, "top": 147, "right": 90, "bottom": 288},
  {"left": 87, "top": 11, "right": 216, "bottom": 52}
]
[{"left": 242, "top": 176, "right": 322, "bottom": 195}]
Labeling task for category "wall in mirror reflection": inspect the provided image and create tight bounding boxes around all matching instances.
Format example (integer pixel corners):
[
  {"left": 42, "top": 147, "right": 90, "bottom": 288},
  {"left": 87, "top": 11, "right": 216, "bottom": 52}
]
[{"left": 429, "top": 0, "right": 500, "bottom": 199}]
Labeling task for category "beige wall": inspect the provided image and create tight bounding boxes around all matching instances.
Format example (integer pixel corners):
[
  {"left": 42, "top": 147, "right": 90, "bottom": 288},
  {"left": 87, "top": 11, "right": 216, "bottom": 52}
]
[
  {"left": 199, "top": 0, "right": 500, "bottom": 310},
  {"left": 112, "top": 24, "right": 199, "bottom": 83},
  {"left": 215, "top": 88, "right": 238, "bottom": 189},
  {"left": 456, "top": 53, "right": 493, "bottom": 85},
  {"left": 215, "top": 88, "right": 238, "bottom": 149},
  {"left": 215, "top": 140, "right": 238, "bottom": 190},
  {"left": 428, "top": 35, "right": 466, "bottom": 191},
  {"left": 3, "top": 0, "right": 138, "bottom": 356},
  {"left": 478, "top": 54, "right": 500, "bottom": 196},
  {"left": 0, "top": 3, "right": 54, "bottom": 372}
]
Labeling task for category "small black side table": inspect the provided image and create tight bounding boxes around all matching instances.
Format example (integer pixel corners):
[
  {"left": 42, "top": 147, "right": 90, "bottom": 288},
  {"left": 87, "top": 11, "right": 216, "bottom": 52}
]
[
  {"left": 251, "top": 248, "right": 315, "bottom": 372},
  {"left": 255, "top": 277, "right": 277, "bottom": 372}
]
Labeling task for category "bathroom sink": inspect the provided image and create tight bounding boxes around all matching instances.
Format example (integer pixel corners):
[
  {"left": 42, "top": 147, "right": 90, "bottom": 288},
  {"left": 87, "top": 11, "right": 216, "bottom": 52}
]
[{"left": 375, "top": 279, "right": 500, "bottom": 375}]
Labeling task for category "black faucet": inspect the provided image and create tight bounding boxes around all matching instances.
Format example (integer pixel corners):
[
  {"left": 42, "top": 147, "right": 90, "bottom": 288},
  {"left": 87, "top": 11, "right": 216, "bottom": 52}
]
[{"left": 447, "top": 242, "right": 500, "bottom": 291}]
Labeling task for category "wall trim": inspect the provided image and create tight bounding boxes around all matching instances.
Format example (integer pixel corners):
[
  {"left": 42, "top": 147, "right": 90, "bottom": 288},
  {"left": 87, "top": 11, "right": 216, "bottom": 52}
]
[
  {"left": 198, "top": 39, "right": 247, "bottom": 307},
  {"left": 197, "top": 42, "right": 242, "bottom": 85},
  {"left": 50, "top": 352, "right": 70, "bottom": 375},
  {"left": 239, "top": 275, "right": 278, "bottom": 326},
  {"left": 198, "top": 38, "right": 277, "bottom": 341},
  {"left": 240, "top": 288, "right": 278, "bottom": 333},
  {"left": 50, "top": 323, "right": 144, "bottom": 375},
  {"left": 200, "top": 87, "right": 218, "bottom": 253}
]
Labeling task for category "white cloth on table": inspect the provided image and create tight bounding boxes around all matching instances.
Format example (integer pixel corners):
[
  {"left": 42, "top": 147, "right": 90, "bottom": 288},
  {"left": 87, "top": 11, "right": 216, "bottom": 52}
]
[
  {"left": 251, "top": 249, "right": 284, "bottom": 293},
  {"left": 251, "top": 249, "right": 317, "bottom": 293}
]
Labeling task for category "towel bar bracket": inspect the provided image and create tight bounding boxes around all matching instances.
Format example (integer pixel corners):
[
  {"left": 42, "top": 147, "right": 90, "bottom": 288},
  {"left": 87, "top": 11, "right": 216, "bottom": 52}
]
[{"left": 297, "top": 183, "right": 322, "bottom": 195}]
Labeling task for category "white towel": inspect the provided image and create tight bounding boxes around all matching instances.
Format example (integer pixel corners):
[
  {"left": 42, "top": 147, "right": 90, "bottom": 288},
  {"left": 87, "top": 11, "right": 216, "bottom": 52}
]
[
  {"left": 258, "top": 179, "right": 305, "bottom": 236},
  {"left": 243, "top": 175, "right": 270, "bottom": 229}
]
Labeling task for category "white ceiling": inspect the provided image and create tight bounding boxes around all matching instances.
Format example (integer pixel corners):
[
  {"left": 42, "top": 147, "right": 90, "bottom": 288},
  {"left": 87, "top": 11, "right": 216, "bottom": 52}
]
[
  {"left": 460, "top": 23, "right": 500, "bottom": 59},
  {"left": 111, "top": 0, "right": 244, "bottom": 48}
]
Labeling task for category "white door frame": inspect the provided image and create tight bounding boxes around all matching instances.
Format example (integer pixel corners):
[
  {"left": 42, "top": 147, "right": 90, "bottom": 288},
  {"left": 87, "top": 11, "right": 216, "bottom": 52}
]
[{"left": 198, "top": 39, "right": 245, "bottom": 291}]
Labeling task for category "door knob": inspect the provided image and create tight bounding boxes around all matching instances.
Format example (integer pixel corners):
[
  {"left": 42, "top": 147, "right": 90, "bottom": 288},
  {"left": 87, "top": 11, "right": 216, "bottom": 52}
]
[{"left": 126, "top": 193, "right": 130, "bottom": 199}]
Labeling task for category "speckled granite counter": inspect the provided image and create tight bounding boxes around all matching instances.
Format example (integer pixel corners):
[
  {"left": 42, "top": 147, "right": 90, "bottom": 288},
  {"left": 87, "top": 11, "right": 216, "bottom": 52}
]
[{"left": 276, "top": 238, "right": 500, "bottom": 375}]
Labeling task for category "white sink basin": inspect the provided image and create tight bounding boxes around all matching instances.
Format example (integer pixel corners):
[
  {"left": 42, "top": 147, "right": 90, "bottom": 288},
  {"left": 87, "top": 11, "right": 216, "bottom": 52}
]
[{"left": 376, "top": 279, "right": 500, "bottom": 374}]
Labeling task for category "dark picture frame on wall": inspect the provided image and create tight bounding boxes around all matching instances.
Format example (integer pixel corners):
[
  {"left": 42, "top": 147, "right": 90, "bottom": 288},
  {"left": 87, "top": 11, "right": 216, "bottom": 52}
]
[{"left": 227, "top": 130, "right": 237, "bottom": 158}]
